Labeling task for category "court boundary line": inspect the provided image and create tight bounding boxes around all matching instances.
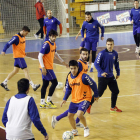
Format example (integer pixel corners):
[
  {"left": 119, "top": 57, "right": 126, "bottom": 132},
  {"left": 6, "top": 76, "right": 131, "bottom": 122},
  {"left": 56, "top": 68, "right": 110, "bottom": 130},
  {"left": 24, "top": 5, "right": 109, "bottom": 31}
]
[
  {"left": 0, "top": 31, "right": 133, "bottom": 42},
  {"left": 0, "top": 93, "right": 140, "bottom": 109},
  {"left": 1, "top": 64, "right": 140, "bottom": 75},
  {"left": 0, "top": 126, "right": 5, "bottom": 130},
  {"left": 0, "top": 44, "right": 135, "bottom": 55}
]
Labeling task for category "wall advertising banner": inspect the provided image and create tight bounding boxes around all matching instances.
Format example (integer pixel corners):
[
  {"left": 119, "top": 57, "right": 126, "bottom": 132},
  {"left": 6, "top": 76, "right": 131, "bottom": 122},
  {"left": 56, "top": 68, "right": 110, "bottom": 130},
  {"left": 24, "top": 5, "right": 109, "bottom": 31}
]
[{"left": 92, "top": 10, "right": 131, "bottom": 26}]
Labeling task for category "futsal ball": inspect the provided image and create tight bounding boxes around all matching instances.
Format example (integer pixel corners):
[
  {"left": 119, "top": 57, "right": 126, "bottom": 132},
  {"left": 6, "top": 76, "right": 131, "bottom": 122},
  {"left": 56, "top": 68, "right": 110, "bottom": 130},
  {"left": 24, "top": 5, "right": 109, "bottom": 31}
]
[
  {"left": 62, "top": 131, "right": 74, "bottom": 140},
  {"left": 56, "top": 82, "right": 63, "bottom": 89}
]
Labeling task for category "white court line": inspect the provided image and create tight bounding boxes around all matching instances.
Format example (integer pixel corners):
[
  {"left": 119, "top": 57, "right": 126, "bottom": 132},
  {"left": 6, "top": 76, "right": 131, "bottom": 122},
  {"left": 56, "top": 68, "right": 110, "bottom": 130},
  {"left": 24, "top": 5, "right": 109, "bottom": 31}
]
[
  {"left": 0, "top": 67, "right": 140, "bottom": 75},
  {"left": 0, "top": 126, "right": 5, "bottom": 130},
  {"left": 0, "top": 94, "right": 139, "bottom": 109},
  {"left": 1, "top": 66, "right": 140, "bottom": 75}
]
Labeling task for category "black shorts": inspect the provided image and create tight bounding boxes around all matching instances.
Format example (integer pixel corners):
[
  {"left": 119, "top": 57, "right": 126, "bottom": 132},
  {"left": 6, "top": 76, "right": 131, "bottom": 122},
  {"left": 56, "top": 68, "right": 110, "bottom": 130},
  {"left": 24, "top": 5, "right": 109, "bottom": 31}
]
[{"left": 98, "top": 76, "right": 119, "bottom": 97}]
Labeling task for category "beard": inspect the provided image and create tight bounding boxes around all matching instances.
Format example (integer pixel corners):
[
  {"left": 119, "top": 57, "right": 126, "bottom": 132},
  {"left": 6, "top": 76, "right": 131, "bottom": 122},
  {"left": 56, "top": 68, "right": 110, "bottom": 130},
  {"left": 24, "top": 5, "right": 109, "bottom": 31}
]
[{"left": 81, "top": 56, "right": 87, "bottom": 61}]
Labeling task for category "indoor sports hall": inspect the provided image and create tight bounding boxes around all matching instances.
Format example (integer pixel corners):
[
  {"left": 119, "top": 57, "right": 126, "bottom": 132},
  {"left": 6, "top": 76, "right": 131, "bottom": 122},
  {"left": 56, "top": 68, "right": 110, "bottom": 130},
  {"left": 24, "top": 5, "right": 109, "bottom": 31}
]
[{"left": 0, "top": 0, "right": 140, "bottom": 140}]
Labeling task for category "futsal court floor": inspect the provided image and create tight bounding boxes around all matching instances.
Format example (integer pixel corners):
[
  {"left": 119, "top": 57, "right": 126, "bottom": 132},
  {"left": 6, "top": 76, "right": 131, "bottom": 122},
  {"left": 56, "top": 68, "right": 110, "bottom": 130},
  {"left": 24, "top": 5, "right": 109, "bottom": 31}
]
[{"left": 0, "top": 31, "right": 140, "bottom": 140}]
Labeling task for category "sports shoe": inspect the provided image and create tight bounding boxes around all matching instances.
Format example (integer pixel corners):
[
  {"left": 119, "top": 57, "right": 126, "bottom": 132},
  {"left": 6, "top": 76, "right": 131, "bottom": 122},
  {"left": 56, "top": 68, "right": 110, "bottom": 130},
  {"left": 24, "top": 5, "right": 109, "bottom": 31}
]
[
  {"left": 89, "top": 68, "right": 93, "bottom": 72},
  {"left": 76, "top": 122, "right": 84, "bottom": 128},
  {"left": 1, "top": 83, "right": 9, "bottom": 91},
  {"left": 34, "top": 34, "right": 39, "bottom": 39},
  {"left": 51, "top": 115, "right": 57, "bottom": 129},
  {"left": 40, "top": 104, "right": 46, "bottom": 108},
  {"left": 33, "top": 84, "right": 40, "bottom": 91},
  {"left": 110, "top": 106, "right": 122, "bottom": 112},
  {"left": 45, "top": 101, "right": 57, "bottom": 109},
  {"left": 135, "top": 47, "right": 140, "bottom": 53},
  {"left": 86, "top": 105, "right": 91, "bottom": 114},
  {"left": 84, "top": 127, "right": 90, "bottom": 137},
  {"left": 71, "top": 129, "right": 78, "bottom": 136}
]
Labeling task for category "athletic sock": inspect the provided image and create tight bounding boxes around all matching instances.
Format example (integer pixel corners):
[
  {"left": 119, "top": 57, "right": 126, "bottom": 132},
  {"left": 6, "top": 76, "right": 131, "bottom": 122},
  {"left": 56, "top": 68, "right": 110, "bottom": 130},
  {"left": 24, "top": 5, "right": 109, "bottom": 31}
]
[
  {"left": 56, "top": 110, "right": 69, "bottom": 121},
  {"left": 47, "top": 96, "right": 52, "bottom": 102},
  {"left": 29, "top": 81, "right": 35, "bottom": 88},
  {"left": 40, "top": 99, "right": 45, "bottom": 104},
  {"left": 76, "top": 117, "right": 80, "bottom": 124},
  {"left": 3, "top": 79, "right": 8, "bottom": 85},
  {"left": 91, "top": 63, "right": 94, "bottom": 68}
]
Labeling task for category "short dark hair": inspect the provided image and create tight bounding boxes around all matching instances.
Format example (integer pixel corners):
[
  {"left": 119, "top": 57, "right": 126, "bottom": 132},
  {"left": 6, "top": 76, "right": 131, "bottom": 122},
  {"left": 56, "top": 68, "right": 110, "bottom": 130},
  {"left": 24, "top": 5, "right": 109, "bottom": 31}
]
[
  {"left": 49, "top": 29, "right": 58, "bottom": 36},
  {"left": 22, "top": 26, "right": 30, "bottom": 32},
  {"left": 106, "top": 38, "right": 114, "bottom": 43},
  {"left": 69, "top": 60, "right": 78, "bottom": 67},
  {"left": 134, "top": 0, "right": 139, "bottom": 3},
  {"left": 80, "top": 48, "right": 88, "bottom": 54},
  {"left": 85, "top": 11, "right": 91, "bottom": 16},
  {"left": 18, "top": 78, "right": 29, "bottom": 93}
]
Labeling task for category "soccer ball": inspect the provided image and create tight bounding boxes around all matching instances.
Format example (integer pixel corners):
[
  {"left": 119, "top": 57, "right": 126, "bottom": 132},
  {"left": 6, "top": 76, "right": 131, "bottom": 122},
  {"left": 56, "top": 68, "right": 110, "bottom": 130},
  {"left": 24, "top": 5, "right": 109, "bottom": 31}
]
[
  {"left": 62, "top": 131, "right": 74, "bottom": 140},
  {"left": 56, "top": 82, "right": 63, "bottom": 89}
]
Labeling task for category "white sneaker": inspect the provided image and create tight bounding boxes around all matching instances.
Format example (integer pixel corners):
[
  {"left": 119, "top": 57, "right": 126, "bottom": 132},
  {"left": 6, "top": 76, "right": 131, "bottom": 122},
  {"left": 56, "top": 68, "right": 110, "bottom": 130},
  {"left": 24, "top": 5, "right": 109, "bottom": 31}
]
[
  {"left": 71, "top": 129, "right": 78, "bottom": 136},
  {"left": 76, "top": 122, "right": 84, "bottom": 128},
  {"left": 34, "top": 34, "right": 39, "bottom": 39},
  {"left": 84, "top": 127, "right": 90, "bottom": 137},
  {"left": 135, "top": 47, "right": 140, "bottom": 53},
  {"left": 51, "top": 115, "right": 57, "bottom": 129}
]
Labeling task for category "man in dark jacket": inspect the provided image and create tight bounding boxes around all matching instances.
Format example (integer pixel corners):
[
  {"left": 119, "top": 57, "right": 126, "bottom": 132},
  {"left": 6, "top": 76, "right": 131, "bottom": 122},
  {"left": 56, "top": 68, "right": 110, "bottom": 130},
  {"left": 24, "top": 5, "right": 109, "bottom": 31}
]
[{"left": 34, "top": 0, "right": 46, "bottom": 39}]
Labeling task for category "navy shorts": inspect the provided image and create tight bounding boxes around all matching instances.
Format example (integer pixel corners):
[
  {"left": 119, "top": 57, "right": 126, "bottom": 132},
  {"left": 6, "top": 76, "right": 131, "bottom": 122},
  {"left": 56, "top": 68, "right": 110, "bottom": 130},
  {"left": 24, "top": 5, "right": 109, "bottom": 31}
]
[
  {"left": 80, "top": 40, "right": 85, "bottom": 47},
  {"left": 133, "top": 26, "right": 140, "bottom": 35},
  {"left": 40, "top": 69, "right": 56, "bottom": 81},
  {"left": 68, "top": 100, "right": 90, "bottom": 114},
  {"left": 14, "top": 58, "right": 27, "bottom": 69},
  {"left": 85, "top": 38, "right": 98, "bottom": 51}
]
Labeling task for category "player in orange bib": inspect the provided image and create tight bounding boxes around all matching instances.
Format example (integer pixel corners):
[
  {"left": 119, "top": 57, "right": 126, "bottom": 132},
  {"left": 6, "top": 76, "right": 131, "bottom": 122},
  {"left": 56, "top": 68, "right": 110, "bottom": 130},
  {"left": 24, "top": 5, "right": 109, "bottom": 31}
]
[
  {"left": 1, "top": 26, "right": 40, "bottom": 91},
  {"left": 51, "top": 48, "right": 89, "bottom": 128},
  {"left": 51, "top": 48, "right": 99, "bottom": 128},
  {"left": 61, "top": 60, "right": 99, "bottom": 137},
  {"left": 38, "top": 29, "right": 68, "bottom": 109}
]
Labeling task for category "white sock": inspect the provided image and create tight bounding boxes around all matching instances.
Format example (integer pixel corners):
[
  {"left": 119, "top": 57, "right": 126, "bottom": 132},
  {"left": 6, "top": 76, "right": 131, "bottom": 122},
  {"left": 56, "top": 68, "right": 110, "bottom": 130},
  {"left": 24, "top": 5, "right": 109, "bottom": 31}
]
[
  {"left": 54, "top": 116, "right": 57, "bottom": 122},
  {"left": 47, "top": 96, "right": 52, "bottom": 102},
  {"left": 3, "top": 79, "right": 8, "bottom": 85},
  {"left": 91, "top": 63, "right": 94, "bottom": 68},
  {"left": 40, "top": 99, "right": 45, "bottom": 104},
  {"left": 29, "top": 81, "right": 35, "bottom": 88}
]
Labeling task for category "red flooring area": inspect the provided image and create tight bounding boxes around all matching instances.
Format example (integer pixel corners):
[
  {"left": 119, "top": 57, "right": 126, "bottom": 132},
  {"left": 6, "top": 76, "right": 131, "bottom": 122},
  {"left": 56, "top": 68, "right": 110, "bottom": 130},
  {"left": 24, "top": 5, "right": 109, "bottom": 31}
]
[{"left": 26, "top": 45, "right": 140, "bottom": 65}]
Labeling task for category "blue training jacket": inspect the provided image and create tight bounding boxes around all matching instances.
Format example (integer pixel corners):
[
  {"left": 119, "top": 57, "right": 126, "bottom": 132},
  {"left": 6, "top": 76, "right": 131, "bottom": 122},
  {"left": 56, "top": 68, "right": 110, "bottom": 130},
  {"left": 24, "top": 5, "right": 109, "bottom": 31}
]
[
  {"left": 81, "top": 18, "right": 104, "bottom": 40},
  {"left": 94, "top": 49, "right": 120, "bottom": 78},
  {"left": 130, "top": 7, "right": 140, "bottom": 27}
]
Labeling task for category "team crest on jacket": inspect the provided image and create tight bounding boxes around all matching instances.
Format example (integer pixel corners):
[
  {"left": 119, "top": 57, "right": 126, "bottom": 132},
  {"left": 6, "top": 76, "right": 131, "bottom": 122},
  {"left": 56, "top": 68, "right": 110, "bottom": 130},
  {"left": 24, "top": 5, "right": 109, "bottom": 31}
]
[
  {"left": 93, "top": 26, "right": 95, "bottom": 28},
  {"left": 52, "top": 20, "right": 53, "bottom": 22},
  {"left": 113, "top": 56, "right": 115, "bottom": 60}
]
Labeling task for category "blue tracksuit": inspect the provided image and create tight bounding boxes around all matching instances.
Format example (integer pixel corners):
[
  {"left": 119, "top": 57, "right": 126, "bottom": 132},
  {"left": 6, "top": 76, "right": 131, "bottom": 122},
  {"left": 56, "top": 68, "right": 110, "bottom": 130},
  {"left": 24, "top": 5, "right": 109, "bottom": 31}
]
[
  {"left": 130, "top": 7, "right": 140, "bottom": 35},
  {"left": 81, "top": 18, "right": 104, "bottom": 51},
  {"left": 94, "top": 49, "right": 120, "bottom": 78},
  {"left": 81, "top": 19, "right": 104, "bottom": 39},
  {"left": 44, "top": 16, "right": 61, "bottom": 41}
]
